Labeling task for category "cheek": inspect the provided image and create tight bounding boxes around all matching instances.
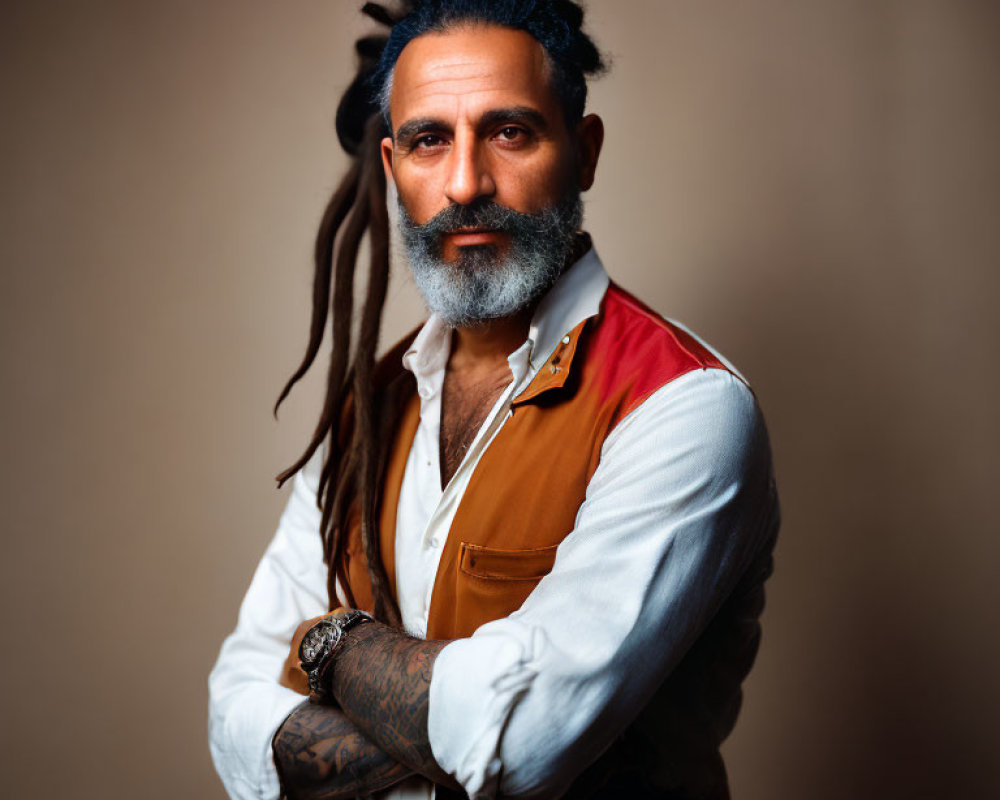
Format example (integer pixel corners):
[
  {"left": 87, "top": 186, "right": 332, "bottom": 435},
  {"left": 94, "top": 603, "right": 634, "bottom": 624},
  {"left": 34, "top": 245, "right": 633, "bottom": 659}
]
[
  {"left": 394, "top": 164, "right": 449, "bottom": 223},
  {"left": 491, "top": 149, "right": 575, "bottom": 209}
]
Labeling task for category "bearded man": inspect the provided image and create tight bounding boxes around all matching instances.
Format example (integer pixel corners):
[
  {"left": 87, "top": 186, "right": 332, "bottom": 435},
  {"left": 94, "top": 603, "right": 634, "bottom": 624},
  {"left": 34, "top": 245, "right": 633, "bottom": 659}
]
[{"left": 209, "top": 2, "right": 779, "bottom": 799}]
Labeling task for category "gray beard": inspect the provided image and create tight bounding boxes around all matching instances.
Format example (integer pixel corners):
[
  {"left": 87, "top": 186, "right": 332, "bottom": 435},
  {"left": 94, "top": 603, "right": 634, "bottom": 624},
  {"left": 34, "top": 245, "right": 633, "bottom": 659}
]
[{"left": 397, "top": 193, "right": 583, "bottom": 328}]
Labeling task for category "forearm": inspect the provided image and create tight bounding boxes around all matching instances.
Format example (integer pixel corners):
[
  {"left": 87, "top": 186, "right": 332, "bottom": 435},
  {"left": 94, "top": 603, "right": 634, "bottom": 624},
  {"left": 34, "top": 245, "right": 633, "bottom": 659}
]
[
  {"left": 273, "top": 699, "right": 415, "bottom": 800},
  {"left": 327, "top": 623, "right": 460, "bottom": 789}
]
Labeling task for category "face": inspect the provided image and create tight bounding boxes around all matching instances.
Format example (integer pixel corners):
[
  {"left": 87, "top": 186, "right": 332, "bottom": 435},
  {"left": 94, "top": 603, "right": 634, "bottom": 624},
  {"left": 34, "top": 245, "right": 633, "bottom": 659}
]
[{"left": 381, "top": 25, "right": 604, "bottom": 325}]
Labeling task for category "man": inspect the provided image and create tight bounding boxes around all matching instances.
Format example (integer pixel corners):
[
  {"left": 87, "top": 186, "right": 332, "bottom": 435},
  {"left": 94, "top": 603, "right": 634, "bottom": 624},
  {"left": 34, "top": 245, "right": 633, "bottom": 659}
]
[{"left": 209, "top": 2, "right": 779, "bottom": 799}]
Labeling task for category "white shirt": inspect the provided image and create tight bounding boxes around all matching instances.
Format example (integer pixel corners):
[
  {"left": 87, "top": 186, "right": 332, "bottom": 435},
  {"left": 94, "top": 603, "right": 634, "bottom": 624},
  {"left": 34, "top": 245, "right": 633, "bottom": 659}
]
[{"left": 209, "top": 248, "right": 779, "bottom": 800}]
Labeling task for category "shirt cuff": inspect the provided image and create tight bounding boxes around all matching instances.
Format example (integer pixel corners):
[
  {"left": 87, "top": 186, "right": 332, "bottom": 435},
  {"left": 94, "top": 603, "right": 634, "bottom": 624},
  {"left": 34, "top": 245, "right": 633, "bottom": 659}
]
[
  {"left": 427, "top": 623, "right": 545, "bottom": 799},
  {"left": 209, "top": 683, "right": 305, "bottom": 800}
]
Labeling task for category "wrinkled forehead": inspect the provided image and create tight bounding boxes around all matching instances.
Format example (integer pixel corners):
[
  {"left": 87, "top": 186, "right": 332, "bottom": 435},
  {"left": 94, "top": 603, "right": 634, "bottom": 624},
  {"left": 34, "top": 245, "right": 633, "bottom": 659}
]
[{"left": 388, "top": 25, "right": 560, "bottom": 129}]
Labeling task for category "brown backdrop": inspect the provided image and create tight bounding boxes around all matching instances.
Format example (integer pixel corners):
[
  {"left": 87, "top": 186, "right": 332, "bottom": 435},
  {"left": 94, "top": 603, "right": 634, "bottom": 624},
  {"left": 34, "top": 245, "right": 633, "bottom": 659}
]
[{"left": 1, "top": 2, "right": 997, "bottom": 798}]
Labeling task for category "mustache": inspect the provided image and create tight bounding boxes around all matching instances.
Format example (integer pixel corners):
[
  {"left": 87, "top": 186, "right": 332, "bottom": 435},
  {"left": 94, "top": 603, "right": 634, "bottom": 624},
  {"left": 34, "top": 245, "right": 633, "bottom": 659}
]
[{"left": 405, "top": 200, "right": 540, "bottom": 237}]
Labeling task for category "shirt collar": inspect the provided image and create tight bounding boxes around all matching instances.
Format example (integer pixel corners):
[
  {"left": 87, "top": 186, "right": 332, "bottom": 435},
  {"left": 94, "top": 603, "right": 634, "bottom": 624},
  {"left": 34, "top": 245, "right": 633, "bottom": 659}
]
[
  {"left": 401, "top": 243, "right": 610, "bottom": 392},
  {"left": 526, "top": 244, "right": 608, "bottom": 372}
]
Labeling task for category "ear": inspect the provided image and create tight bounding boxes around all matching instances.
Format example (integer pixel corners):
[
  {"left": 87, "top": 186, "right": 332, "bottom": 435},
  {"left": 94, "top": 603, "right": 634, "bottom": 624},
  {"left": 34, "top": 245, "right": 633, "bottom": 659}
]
[
  {"left": 380, "top": 136, "right": 395, "bottom": 183},
  {"left": 575, "top": 114, "right": 604, "bottom": 192}
]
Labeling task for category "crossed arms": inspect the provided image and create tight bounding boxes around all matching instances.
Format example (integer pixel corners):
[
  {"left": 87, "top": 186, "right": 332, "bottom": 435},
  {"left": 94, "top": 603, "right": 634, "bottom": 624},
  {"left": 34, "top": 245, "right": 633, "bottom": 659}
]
[
  {"left": 272, "top": 620, "right": 453, "bottom": 798},
  {"left": 209, "top": 369, "right": 778, "bottom": 799}
]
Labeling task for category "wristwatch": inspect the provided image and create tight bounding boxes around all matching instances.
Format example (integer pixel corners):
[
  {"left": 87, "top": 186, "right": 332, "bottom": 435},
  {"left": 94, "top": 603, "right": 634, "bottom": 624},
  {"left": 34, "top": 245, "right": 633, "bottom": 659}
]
[{"left": 298, "top": 609, "right": 374, "bottom": 699}]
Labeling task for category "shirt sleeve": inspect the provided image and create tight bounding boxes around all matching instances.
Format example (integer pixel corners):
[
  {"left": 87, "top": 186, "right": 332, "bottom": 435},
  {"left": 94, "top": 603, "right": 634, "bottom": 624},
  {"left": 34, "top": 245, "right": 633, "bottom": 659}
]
[
  {"left": 426, "top": 367, "right": 779, "bottom": 799},
  {"left": 208, "top": 451, "right": 331, "bottom": 800}
]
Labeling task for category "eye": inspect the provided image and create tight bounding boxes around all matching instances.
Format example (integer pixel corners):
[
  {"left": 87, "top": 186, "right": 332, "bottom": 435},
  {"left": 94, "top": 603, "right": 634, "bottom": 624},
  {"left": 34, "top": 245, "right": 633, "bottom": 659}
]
[
  {"left": 412, "top": 134, "right": 447, "bottom": 152},
  {"left": 493, "top": 126, "right": 529, "bottom": 145}
]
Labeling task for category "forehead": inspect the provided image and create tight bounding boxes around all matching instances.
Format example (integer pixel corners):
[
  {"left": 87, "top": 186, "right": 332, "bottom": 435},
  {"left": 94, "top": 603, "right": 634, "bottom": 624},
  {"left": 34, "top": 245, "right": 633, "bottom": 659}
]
[{"left": 389, "top": 25, "right": 559, "bottom": 125}]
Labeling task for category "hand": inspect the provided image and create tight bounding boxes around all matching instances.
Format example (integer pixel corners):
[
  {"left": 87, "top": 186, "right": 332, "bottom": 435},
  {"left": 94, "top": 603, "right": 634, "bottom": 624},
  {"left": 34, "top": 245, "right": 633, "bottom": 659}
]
[{"left": 279, "top": 608, "right": 346, "bottom": 696}]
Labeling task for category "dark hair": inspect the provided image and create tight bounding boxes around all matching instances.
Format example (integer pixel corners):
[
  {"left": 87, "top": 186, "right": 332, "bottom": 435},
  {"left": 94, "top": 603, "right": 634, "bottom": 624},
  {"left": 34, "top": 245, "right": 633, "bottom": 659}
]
[
  {"left": 275, "top": 1, "right": 605, "bottom": 625},
  {"left": 373, "top": 0, "right": 606, "bottom": 127}
]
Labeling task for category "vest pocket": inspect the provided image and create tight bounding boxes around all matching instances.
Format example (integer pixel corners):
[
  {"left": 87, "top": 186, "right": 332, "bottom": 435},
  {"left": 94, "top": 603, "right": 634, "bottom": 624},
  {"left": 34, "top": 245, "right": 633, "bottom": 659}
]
[{"left": 459, "top": 542, "right": 559, "bottom": 581}]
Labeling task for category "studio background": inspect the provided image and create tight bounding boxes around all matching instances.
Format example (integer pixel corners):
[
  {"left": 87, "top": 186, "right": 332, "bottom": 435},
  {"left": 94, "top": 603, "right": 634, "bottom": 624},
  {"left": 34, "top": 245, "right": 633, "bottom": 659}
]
[{"left": 1, "top": 2, "right": 997, "bottom": 798}]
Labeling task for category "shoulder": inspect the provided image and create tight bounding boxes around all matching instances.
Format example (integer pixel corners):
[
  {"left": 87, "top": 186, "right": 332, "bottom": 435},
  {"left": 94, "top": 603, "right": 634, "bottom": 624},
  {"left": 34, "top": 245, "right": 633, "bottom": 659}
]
[
  {"left": 612, "top": 367, "right": 760, "bottom": 452},
  {"left": 594, "top": 367, "right": 773, "bottom": 515},
  {"left": 597, "top": 283, "right": 730, "bottom": 367},
  {"left": 588, "top": 284, "right": 769, "bottom": 476},
  {"left": 583, "top": 283, "right": 751, "bottom": 422}
]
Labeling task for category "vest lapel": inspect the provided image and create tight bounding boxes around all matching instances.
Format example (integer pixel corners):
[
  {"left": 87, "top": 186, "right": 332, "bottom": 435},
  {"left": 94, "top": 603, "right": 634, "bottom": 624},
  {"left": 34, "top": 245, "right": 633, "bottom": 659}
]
[{"left": 511, "top": 317, "right": 590, "bottom": 406}]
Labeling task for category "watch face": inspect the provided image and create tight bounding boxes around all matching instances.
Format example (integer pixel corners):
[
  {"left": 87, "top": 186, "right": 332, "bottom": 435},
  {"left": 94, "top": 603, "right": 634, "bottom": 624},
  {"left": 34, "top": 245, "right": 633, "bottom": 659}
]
[{"left": 300, "top": 622, "right": 340, "bottom": 666}]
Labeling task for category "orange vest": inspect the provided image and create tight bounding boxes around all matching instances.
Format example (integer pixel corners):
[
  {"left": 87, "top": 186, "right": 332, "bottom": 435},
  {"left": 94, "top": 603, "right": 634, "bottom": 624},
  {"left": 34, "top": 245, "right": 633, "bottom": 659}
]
[
  {"left": 342, "top": 282, "right": 765, "bottom": 798},
  {"left": 342, "top": 282, "right": 730, "bottom": 638}
]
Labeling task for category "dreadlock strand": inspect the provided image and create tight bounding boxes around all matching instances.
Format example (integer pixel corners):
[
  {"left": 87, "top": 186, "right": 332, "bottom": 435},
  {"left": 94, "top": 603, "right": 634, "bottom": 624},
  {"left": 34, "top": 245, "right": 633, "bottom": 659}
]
[
  {"left": 275, "top": 160, "right": 373, "bottom": 490},
  {"left": 311, "top": 131, "right": 384, "bottom": 501},
  {"left": 353, "top": 115, "right": 398, "bottom": 626},
  {"left": 312, "top": 192, "right": 371, "bottom": 498},
  {"left": 313, "top": 117, "right": 390, "bottom": 615},
  {"left": 361, "top": 2, "right": 402, "bottom": 28},
  {"left": 273, "top": 160, "right": 361, "bottom": 418},
  {"left": 324, "top": 438, "right": 360, "bottom": 608}
]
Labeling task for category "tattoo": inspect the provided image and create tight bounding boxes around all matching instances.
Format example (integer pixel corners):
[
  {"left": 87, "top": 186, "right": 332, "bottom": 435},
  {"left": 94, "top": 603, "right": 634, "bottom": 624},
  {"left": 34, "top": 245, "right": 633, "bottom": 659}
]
[
  {"left": 328, "top": 623, "right": 458, "bottom": 788},
  {"left": 273, "top": 700, "right": 414, "bottom": 800}
]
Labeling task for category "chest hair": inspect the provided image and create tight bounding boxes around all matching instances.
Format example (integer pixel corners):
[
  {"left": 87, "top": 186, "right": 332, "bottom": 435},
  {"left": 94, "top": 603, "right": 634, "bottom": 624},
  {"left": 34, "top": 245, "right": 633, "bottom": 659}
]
[{"left": 439, "top": 367, "right": 512, "bottom": 488}]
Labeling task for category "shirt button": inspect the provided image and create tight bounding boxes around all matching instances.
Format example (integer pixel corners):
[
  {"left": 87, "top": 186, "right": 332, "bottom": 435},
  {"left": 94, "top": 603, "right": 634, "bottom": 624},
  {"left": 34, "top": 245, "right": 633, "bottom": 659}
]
[
  {"left": 418, "top": 386, "right": 431, "bottom": 399},
  {"left": 562, "top": 335, "right": 570, "bottom": 344}
]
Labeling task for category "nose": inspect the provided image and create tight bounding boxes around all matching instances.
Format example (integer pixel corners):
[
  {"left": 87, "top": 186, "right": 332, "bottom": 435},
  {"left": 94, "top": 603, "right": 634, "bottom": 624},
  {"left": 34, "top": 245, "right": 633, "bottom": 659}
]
[{"left": 444, "top": 132, "right": 496, "bottom": 206}]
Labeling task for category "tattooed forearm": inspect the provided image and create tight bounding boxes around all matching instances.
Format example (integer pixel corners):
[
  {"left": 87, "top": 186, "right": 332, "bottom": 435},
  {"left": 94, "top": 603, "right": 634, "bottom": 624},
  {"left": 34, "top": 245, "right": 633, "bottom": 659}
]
[
  {"left": 273, "top": 699, "right": 415, "bottom": 800},
  {"left": 328, "top": 623, "right": 460, "bottom": 789}
]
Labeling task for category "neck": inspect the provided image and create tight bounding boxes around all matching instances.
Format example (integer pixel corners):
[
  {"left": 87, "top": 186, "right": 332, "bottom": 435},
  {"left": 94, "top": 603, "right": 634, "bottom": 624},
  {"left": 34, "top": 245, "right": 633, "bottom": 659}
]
[{"left": 448, "top": 309, "right": 533, "bottom": 372}]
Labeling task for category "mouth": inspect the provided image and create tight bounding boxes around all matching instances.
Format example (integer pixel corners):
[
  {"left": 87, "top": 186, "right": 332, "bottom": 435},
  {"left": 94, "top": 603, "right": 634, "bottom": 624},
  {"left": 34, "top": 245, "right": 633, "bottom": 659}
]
[{"left": 444, "top": 228, "right": 506, "bottom": 247}]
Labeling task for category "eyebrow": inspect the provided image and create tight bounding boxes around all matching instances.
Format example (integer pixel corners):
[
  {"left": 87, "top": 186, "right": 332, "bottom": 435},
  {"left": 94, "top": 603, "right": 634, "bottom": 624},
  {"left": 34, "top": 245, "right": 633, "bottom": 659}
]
[
  {"left": 477, "top": 106, "right": 549, "bottom": 136},
  {"left": 395, "top": 117, "right": 448, "bottom": 147},
  {"left": 394, "top": 106, "right": 550, "bottom": 146}
]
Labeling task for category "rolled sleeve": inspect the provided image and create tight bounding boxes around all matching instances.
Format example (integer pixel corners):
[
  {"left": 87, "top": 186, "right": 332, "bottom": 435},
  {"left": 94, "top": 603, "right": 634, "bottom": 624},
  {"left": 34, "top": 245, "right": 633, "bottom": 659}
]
[
  {"left": 208, "top": 452, "right": 330, "bottom": 799},
  {"left": 427, "top": 368, "right": 778, "bottom": 798}
]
